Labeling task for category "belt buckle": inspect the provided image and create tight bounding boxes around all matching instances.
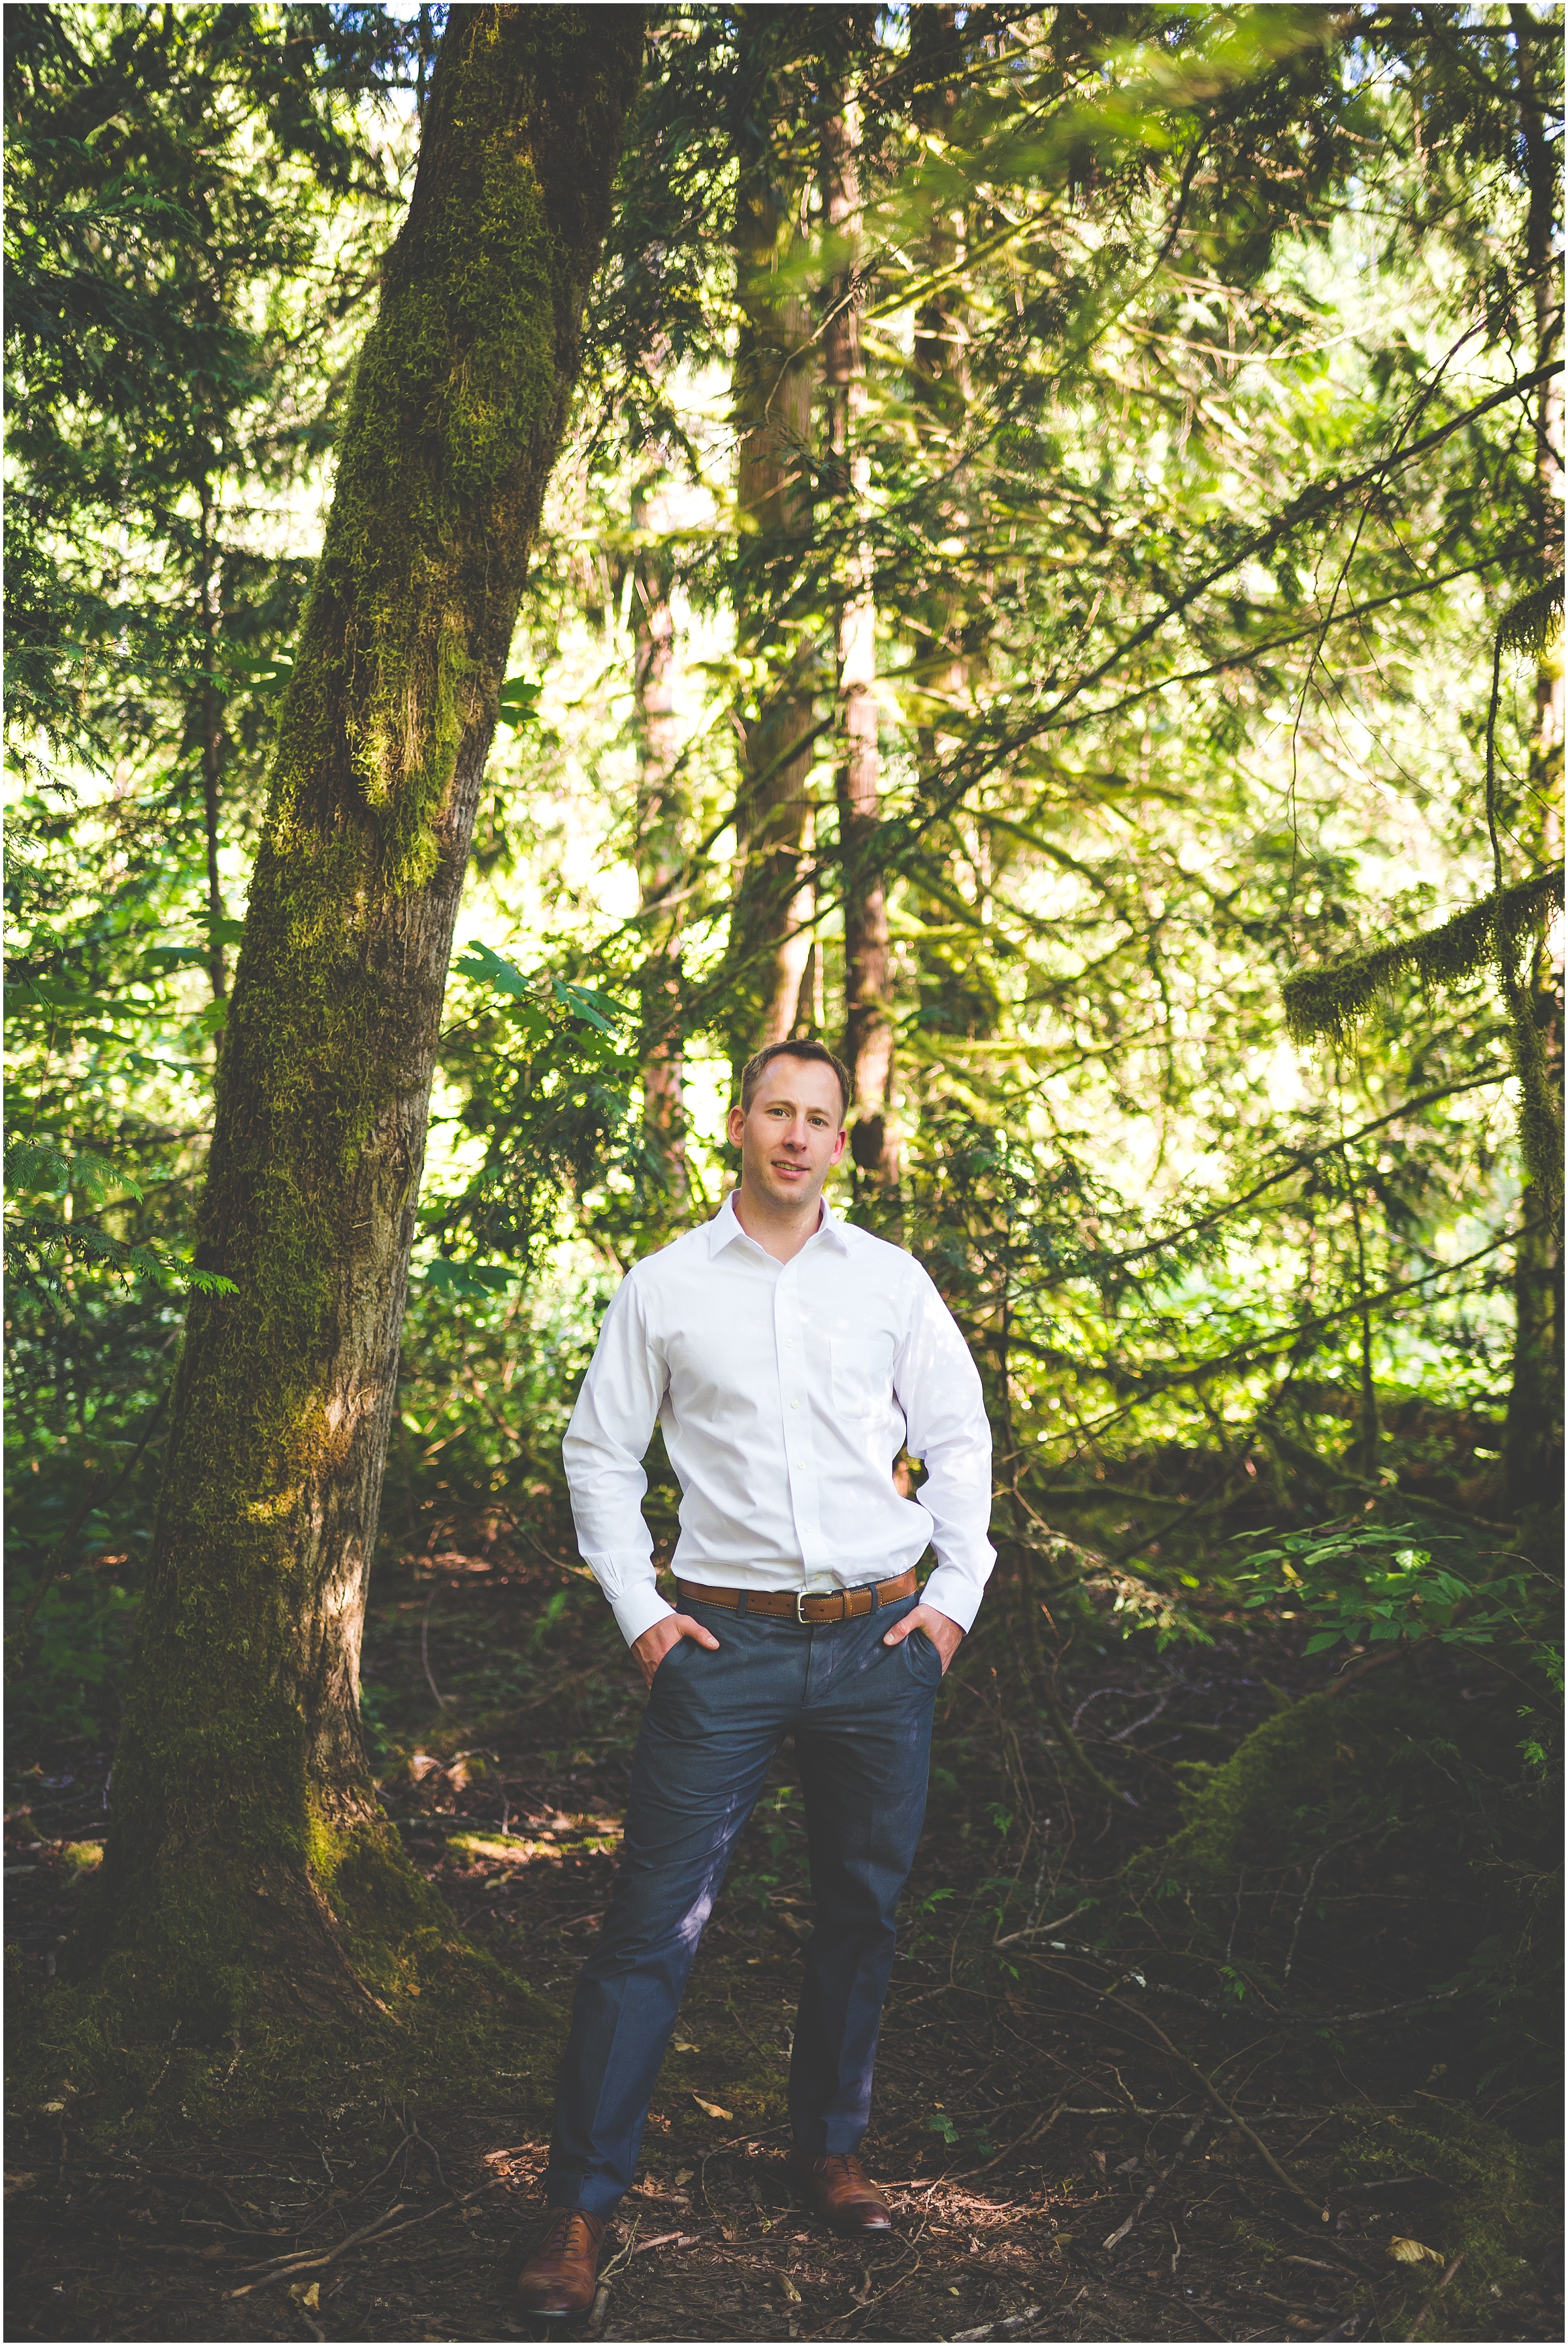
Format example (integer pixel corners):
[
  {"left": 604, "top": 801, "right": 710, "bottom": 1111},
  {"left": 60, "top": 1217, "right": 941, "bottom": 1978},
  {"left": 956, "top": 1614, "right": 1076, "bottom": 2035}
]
[{"left": 796, "top": 1589, "right": 811, "bottom": 1624}]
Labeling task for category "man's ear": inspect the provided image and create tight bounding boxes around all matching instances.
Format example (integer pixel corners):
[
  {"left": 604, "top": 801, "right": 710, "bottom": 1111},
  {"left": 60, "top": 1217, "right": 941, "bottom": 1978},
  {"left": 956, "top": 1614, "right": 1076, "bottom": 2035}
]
[
  {"left": 727, "top": 1102, "right": 747, "bottom": 1148},
  {"left": 829, "top": 1126, "right": 848, "bottom": 1165}
]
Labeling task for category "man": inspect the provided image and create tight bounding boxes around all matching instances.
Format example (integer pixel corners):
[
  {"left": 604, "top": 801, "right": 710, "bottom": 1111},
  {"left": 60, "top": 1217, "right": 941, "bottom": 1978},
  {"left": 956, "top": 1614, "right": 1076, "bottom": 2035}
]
[{"left": 515, "top": 1038, "right": 993, "bottom": 2317}]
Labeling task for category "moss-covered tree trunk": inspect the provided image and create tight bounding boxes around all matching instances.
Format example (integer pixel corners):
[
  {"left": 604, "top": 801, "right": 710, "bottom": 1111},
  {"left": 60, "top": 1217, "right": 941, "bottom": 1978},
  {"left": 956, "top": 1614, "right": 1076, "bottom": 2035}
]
[
  {"left": 726, "top": 43, "right": 817, "bottom": 1080},
  {"left": 77, "top": 5, "right": 643, "bottom": 2041},
  {"left": 1502, "top": 0, "right": 1563, "bottom": 1540},
  {"left": 824, "top": 88, "right": 897, "bottom": 1202},
  {"left": 632, "top": 484, "right": 687, "bottom": 1196}
]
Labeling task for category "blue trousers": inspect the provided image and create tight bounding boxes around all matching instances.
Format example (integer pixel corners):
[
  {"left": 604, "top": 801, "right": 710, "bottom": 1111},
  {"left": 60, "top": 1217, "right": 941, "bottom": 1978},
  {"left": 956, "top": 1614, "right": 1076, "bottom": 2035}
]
[{"left": 542, "top": 1591, "right": 943, "bottom": 2214}]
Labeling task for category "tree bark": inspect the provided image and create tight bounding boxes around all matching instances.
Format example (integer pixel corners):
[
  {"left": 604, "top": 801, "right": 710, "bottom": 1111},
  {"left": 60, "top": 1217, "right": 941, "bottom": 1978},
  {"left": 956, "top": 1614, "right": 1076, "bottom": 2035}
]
[
  {"left": 726, "top": 48, "right": 817, "bottom": 1082},
  {"left": 909, "top": 10, "right": 990, "bottom": 1044},
  {"left": 911, "top": 7, "right": 970, "bottom": 426},
  {"left": 1502, "top": 1, "right": 1563, "bottom": 1536},
  {"left": 824, "top": 90, "right": 896, "bottom": 1201},
  {"left": 632, "top": 481, "right": 687, "bottom": 1197},
  {"left": 76, "top": 4, "right": 643, "bottom": 2040},
  {"left": 197, "top": 487, "right": 228, "bottom": 1007}
]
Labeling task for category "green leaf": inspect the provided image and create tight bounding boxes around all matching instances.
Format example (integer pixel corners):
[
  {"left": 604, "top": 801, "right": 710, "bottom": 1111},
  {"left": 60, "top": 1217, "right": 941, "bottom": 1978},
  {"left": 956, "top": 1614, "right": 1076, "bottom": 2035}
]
[
  {"left": 455, "top": 940, "right": 533, "bottom": 1000},
  {"left": 510, "top": 1001, "right": 553, "bottom": 1049},
  {"left": 144, "top": 945, "right": 209, "bottom": 970},
  {"left": 424, "top": 1259, "right": 514, "bottom": 1299},
  {"left": 497, "top": 674, "right": 542, "bottom": 730},
  {"left": 551, "top": 976, "right": 620, "bottom": 1035}
]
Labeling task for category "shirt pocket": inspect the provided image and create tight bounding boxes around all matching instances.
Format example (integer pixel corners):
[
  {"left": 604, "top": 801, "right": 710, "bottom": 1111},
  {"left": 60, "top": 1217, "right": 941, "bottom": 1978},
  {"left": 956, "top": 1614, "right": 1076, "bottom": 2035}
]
[{"left": 830, "top": 1333, "right": 896, "bottom": 1417}]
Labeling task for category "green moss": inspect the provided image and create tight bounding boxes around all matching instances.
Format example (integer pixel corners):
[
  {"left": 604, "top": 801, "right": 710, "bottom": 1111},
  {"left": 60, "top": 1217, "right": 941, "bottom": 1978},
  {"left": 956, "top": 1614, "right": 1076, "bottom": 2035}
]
[
  {"left": 15, "top": 1951, "right": 566, "bottom": 2140},
  {"left": 1129, "top": 1690, "right": 1337, "bottom": 1910},
  {"left": 1335, "top": 2099, "right": 1560, "bottom": 2338},
  {"left": 1282, "top": 872, "right": 1563, "bottom": 1049},
  {"left": 44, "top": 8, "right": 645, "bottom": 2090},
  {"left": 1282, "top": 869, "right": 1563, "bottom": 1214}
]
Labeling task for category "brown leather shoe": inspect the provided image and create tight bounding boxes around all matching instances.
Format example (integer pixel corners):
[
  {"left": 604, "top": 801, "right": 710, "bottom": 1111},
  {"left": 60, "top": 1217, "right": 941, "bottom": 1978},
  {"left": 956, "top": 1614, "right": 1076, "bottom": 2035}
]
[
  {"left": 788, "top": 2148, "right": 893, "bottom": 2234},
  {"left": 514, "top": 2206, "right": 607, "bottom": 2317}
]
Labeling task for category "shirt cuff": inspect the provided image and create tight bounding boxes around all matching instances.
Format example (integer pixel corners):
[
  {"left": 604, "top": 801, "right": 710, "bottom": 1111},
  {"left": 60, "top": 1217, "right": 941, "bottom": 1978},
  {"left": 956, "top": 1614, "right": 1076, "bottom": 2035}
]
[
  {"left": 608, "top": 1580, "right": 677, "bottom": 1648},
  {"left": 919, "top": 1562, "right": 983, "bottom": 1636}
]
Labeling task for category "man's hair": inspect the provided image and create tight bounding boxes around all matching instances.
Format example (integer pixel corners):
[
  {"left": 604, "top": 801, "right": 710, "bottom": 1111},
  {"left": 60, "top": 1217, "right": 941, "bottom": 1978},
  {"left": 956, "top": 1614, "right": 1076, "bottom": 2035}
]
[{"left": 740, "top": 1038, "right": 852, "bottom": 1123}]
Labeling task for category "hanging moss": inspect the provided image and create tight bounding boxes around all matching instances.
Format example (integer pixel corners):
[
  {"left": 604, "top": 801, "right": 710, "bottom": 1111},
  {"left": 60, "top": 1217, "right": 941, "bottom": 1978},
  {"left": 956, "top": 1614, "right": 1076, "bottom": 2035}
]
[
  {"left": 1282, "top": 868, "right": 1564, "bottom": 1216},
  {"left": 1282, "top": 871, "right": 1563, "bottom": 1050},
  {"left": 1495, "top": 576, "right": 1564, "bottom": 658}
]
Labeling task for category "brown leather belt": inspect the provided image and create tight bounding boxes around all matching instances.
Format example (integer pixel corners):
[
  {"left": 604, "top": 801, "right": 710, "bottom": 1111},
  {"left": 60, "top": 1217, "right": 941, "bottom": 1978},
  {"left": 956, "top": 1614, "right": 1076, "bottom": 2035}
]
[{"left": 676, "top": 1568, "right": 917, "bottom": 1624}]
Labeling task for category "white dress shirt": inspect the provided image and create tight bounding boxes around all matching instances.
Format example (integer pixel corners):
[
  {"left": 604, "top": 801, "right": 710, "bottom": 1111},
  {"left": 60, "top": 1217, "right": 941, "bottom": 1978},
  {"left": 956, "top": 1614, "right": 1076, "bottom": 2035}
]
[{"left": 563, "top": 1191, "right": 996, "bottom": 1646}]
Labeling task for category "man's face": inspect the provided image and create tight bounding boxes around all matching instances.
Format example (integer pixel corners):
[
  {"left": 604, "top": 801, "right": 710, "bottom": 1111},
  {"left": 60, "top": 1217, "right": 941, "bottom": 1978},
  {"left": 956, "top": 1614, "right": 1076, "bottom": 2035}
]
[{"left": 728, "top": 1058, "right": 847, "bottom": 1212}]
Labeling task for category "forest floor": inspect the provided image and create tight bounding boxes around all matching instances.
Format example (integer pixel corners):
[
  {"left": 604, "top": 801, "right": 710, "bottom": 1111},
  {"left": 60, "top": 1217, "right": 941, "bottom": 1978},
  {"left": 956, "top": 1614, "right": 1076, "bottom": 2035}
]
[{"left": 6, "top": 1534, "right": 1561, "bottom": 2345}]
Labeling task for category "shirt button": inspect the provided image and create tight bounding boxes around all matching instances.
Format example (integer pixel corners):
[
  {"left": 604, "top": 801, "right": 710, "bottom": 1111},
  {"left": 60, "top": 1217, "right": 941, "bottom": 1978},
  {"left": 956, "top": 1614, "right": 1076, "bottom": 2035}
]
[{"left": 791, "top": 1399, "right": 798, "bottom": 1409}]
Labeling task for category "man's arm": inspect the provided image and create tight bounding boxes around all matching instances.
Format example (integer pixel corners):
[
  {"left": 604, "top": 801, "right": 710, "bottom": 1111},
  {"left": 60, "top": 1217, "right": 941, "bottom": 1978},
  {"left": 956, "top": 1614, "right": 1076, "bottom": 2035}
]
[
  {"left": 880, "top": 1265, "right": 995, "bottom": 1672},
  {"left": 563, "top": 1274, "right": 721, "bottom": 1683}
]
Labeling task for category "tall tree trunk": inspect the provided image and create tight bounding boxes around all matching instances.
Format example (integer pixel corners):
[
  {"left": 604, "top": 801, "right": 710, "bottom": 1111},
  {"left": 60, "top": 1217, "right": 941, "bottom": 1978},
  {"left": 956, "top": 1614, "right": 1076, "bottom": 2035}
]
[
  {"left": 1503, "top": 1, "right": 1563, "bottom": 1537},
  {"left": 632, "top": 482, "right": 686, "bottom": 1197},
  {"left": 909, "top": 3, "right": 977, "bottom": 869},
  {"left": 909, "top": 10, "right": 988, "bottom": 1042},
  {"left": 824, "top": 90, "right": 896, "bottom": 1201},
  {"left": 911, "top": 7, "right": 970, "bottom": 429},
  {"left": 727, "top": 60, "right": 817, "bottom": 1082},
  {"left": 75, "top": 5, "right": 643, "bottom": 2041},
  {"left": 197, "top": 486, "right": 228, "bottom": 1007}
]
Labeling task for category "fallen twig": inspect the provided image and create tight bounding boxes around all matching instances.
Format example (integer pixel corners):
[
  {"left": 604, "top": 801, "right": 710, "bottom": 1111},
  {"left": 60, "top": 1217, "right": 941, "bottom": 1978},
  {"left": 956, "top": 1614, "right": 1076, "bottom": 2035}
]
[
  {"left": 1405, "top": 2251, "right": 1465, "bottom": 2339},
  {"left": 947, "top": 2093, "right": 1073, "bottom": 2181},
  {"left": 221, "top": 2204, "right": 408, "bottom": 2294},
  {"left": 800, "top": 2239, "right": 921, "bottom": 2337},
  {"left": 345, "top": 2118, "right": 417, "bottom": 2204},
  {"left": 950, "top": 2304, "right": 1044, "bottom": 2342},
  {"left": 630, "top": 2224, "right": 714, "bottom": 2256},
  {"left": 992, "top": 1899, "right": 1091, "bottom": 1949},
  {"left": 596, "top": 2215, "right": 642, "bottom": 2281},
  {"left": 1105, "top": 2004, "right": 1322, "bottom": 2215},
  {"left": 1103, "top": 2109, "right": 1208, "bottom": 2248},
  {"left": 221, "top": 2177, "right": 506, "bottom": 2299}
]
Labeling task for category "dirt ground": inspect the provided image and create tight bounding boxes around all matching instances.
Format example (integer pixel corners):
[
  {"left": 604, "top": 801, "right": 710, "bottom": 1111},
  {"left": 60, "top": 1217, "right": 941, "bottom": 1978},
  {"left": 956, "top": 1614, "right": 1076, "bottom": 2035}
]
[{"left": 6, "top": 1543, "right": 1561, "bottom": 2343}]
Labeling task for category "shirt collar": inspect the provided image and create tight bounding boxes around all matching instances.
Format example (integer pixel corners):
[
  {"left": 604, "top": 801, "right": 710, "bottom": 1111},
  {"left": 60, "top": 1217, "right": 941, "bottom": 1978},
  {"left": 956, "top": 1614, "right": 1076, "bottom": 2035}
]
[{"left": 706, "top": 1189, "right": 852, "bottom": 1258}]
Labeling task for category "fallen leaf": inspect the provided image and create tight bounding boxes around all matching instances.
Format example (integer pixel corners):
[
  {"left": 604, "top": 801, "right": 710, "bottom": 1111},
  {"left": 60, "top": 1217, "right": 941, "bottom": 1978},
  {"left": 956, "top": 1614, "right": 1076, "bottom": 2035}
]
[
  {"left": 199, "top": 2244, "right": 229, "bottom": 2261},
  {"left": 781, "top": 2274, "right": 803, "bottom": 2303},
  {"left": 673, "top": 2168, "right": 694, "bottom": 2187},
  {"left": 4, "top": 2174, "right": 38, "bottom": 2197},
  {"left": 691, "top": 2094, "right": 732, "bottom": 2120},
  {"left": 289, "top": 2281, "right": 321, "bottom": 2307},
  {"left": 672, "top": 2040, "right": 700, "bottom": 2053},
  {"left": 406, "top": 1981, "right": 421, "bottom": 1996},
  {"left": 1388, "top": 2237, "right": 1445, "bottom": 2265}
]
